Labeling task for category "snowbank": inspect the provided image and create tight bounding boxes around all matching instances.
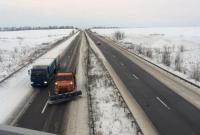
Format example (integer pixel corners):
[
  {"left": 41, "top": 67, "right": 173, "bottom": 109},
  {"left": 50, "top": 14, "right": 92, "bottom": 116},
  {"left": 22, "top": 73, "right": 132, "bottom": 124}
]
[
  {"left": 92, "top": 27, "right": 200, "bottom": 85},
  {"left": 63, "top": 32, "right": 89, "bottom": 135},
  {"left": 0, "top": 32, "right": 79, "bottom": 124},
  {"left": 88, "top": 51, "right": 137, "bottom": 135},
  {"left": 0, "top": 29, "right": 75, "bottom": 81}
]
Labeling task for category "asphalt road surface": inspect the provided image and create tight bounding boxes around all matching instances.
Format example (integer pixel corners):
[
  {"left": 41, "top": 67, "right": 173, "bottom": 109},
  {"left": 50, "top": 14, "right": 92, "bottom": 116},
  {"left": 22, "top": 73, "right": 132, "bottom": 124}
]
[
  {"left": 87, "top": 31, "right": 200, "bottom": 135},
  {"left": 15, "top": 33, "right": 81, "bottom": 134}
]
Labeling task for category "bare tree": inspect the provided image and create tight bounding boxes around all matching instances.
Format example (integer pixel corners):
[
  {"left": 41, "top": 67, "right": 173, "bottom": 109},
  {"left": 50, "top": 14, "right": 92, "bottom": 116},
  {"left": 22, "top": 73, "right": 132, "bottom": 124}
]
[
  {"left": 113, "top": 31, "right": 125, "bottom": 40},
  {"left": 0, "top": 54, "right": 2, "bottom": 62},
  {"left": 174, "top": 53, "right": 183, "bottom": 72},
  {"left": 154, "top": 48, "right": 161, "bottom": 54},
  {"left": 179, "top": 45, "right": 185, "bottom": 52},
  {"left": 191, "top": 63, "right": 200, "bottom": 81},
  {"left": 135, "top": 45, "right": 143, "bottom": 54},
  {"left": 14, "top": 47, "right": 18, "bottom": 53},
  {"left": 162, "top": 46, "right": 172, "bottom": 66},
  {"left": 146, "top": 48, "right": 153, "bottom": 58}
]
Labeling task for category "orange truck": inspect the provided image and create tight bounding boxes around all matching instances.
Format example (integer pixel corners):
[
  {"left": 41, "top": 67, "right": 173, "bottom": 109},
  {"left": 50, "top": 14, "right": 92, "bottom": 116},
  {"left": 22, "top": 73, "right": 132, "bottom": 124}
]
[{"left": 48, "top": 72, "right": 82, "bottom": 104}]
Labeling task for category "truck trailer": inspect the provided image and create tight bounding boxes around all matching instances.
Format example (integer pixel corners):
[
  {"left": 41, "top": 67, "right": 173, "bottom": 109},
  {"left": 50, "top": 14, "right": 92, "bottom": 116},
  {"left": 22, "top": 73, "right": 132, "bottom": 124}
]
[{"left": 28, "top": 43, "right": 65, "bottom": 87}]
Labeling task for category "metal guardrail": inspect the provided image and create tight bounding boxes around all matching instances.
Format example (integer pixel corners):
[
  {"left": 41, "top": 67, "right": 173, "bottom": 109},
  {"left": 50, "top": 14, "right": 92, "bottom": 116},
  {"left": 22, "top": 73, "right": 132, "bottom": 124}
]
[
  {"left": 105, "top": 37, "right": 200, "bottom": 89},
  {"left": 91, "top": 30, "right": 200, "bottom": 90},
  {"left": 0, "top": 32, "right": 78, "bottom": 84},
  {"left": 85, "top": 32, "right": 143, "bottom": 135},
  {"left": 85, "top": 33, "right": 95, "bottom": 135}
]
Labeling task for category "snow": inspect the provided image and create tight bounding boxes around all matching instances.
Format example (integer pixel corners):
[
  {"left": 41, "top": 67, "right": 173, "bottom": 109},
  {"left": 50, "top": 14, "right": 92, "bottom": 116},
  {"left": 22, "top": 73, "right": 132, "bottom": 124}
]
[
  {"left": 0, "top": 29, "right": 75, "bottom": 50},
  {"left": 0, "top": 32, "right": 79, "bottom": 124},
  {"left": 92, "top": 27, "right": 200, "bottom": 84},
  {"left": 92, "top": 27, "right": 200, "bottom": 36},
  {"left": 63, "top": 33, "right": 89, "bottom": 135},
  {"left": 0, "top": 29, "right": 76, "bottom": 81},
  {"left": 88, "top": 51, "right": 137, "bottom": 135},
  {"left": 33, "top": 58, "right": 55, "bottom": 66}
]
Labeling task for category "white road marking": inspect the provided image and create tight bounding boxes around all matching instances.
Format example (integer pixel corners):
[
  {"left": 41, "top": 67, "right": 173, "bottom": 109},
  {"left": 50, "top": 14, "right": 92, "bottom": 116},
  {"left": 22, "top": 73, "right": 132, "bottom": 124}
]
[
  {"left": 132, "top": 74, "right": 139, "bottom": 80},
  {"left": 41, "top": 101, "right": 48, "bottom": 114},
  {"left": 156, "top": 97, "right": 171, "bottom": 110}
]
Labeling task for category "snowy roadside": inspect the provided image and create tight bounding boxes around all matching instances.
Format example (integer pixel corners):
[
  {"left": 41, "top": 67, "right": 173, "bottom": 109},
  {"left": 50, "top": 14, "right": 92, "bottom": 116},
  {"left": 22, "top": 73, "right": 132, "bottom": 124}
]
[
  {"left": 88, "top": 50, "right": 137, "bottom": 135},
  {"left": 92, "top": 28, "right": 200, "bottom": 87},
  {"left": 0, "top": 32, "right": 79, "bottom": 124},
  {"left": 0, "top": 29, "right": 76, "bottom": 82},
  {"left": 63, "top": 32, "right": 89, "bottom": 135},
  {"left": 103, "top": 35, "right": 200, "bottom": 87}
]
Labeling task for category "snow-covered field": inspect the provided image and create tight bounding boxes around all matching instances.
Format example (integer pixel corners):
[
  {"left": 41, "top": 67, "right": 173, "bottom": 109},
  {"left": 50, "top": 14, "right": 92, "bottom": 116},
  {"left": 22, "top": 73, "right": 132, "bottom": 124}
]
[
  {"left": 0, "top": 32, "right": 78, "bottom": 124},
  {"left": 88, "top": 51, "right": 137, "bottom": 135},
  {"left": 0, "top": 29, "right": 75, "bottom": 81},
  {"left": 92, "top": 27, "right": 200, "bottom": 83}
]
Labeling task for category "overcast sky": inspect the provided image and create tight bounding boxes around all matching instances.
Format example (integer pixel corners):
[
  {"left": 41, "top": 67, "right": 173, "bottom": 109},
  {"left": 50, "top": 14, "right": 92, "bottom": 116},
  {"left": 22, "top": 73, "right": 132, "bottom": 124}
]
[{"left": 0, "top": 0, "right": 200, "bottom": 28}]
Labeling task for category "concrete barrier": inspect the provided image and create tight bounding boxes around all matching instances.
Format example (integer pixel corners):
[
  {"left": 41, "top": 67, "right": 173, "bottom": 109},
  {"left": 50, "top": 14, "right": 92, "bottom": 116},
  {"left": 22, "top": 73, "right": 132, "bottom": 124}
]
[
  {"left": 99, "top": 35, "right": 200, "bottom": 111},
  {"left": 85, "top": 32, "right": 159, "bottom": 135}
]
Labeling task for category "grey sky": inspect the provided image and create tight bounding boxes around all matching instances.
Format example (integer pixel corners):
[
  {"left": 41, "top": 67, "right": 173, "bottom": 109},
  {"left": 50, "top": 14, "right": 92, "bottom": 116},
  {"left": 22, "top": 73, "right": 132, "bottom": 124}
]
[{"left": 0, "top": 0, "right": 200, "bottom": 28}]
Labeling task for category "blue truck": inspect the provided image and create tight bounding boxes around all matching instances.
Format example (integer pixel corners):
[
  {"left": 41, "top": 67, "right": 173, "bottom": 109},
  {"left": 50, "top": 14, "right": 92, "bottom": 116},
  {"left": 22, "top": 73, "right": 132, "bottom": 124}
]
[
  {"left": 28, "top": 43, "right": 64, "bottom": 87},
  {"left": 29, "top": 58, "right": 58, "bottom": 87},
  {"left": 28, "top": 32, "right": 77, "bottom": 87}
]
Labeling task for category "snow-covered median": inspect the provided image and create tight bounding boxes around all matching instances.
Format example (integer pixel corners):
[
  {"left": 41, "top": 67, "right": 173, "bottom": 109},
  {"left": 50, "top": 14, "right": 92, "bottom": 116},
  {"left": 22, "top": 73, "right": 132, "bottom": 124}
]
[{"left": 88, "top": 51, "right": 137, "bottom": 135}]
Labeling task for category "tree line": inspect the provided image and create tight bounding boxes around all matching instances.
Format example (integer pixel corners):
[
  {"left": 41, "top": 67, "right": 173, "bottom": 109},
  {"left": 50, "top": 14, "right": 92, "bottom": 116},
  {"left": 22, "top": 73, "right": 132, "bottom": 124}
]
[{"left": 0, "top": 26, "right": 75, "bottom": 31}]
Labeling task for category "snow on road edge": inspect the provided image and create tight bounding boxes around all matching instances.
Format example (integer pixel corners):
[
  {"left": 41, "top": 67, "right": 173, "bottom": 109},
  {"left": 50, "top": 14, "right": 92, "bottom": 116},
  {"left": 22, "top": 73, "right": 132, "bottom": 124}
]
[
  {"left": 88, "top": 50, "right": 137, "bottom": 135},
  {"left": 86, "top": 32, "right": 159, "bottom": 135},
  {"left": 0, "top": 32, "right": 79, "bottom": 124},
  {"left": 63, "top": 32, "right": 89, "bottom": 135}
]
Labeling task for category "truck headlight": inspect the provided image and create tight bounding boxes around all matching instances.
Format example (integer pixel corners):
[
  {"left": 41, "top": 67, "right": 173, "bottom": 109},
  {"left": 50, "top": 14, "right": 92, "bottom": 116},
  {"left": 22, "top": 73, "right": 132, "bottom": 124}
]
[
  {"left": 70, "top": 82, "right": 73, "bottom": 85},
  {"left": 55, "top": 82, "right": 58, "bottom": 85},
  {"left": 44, "top": 81, "right": 48, "bottom": 84}
]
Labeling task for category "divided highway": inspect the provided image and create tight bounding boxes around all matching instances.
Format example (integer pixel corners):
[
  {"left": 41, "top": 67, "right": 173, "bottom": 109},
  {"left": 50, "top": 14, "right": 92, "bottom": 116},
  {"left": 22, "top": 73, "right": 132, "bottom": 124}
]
[
  {"left": 15, "top": 33, "right": 81, "bottom": 134},
  {"left": 87, "top": 31, "right": 200, "bottom": 135}
]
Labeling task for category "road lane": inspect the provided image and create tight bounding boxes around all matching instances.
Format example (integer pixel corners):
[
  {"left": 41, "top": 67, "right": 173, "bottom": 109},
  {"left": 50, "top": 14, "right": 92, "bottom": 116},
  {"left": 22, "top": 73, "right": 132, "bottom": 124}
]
[
  {"left": 15, "top": 33, "right": 81, "bottom": 134},
  {"left": 87, "top": 31, "right": 200, "bottom": 135}
]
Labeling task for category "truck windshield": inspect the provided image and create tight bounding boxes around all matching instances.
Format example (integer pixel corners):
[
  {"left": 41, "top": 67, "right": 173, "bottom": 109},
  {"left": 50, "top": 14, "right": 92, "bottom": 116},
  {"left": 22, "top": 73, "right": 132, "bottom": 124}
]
[
  {"left": 31, "top": 69, "right": 47, "bottom": 76},
  {"left": 56, "top": 76, "right": 73, "bottom": 81}
]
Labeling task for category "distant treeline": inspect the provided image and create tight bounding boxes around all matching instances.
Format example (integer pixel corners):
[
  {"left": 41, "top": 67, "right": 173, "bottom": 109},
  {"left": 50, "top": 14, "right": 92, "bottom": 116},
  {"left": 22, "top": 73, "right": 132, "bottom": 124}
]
[
  {"left": 0, "top": 26, "right": 75, "bottom": 31},
  {"left": 91, "top": 27, "right": 120, "bottom": 29}
]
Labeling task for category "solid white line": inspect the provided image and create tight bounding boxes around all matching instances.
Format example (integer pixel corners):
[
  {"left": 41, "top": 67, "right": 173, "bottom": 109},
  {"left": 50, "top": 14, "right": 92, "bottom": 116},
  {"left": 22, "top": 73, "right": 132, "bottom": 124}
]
[
  {"left": 156, "top": 97, "right": 170, "bottom": 110},
  {"left": 41, "top": 101, "right": 48, "bottom": 114},
  {"left": 132, "top": 74, "right": 139, "bottom": 80}
]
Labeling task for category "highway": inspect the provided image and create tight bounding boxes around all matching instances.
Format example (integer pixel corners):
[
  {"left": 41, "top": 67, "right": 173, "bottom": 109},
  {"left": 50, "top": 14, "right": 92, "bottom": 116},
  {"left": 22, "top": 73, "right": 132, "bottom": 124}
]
[
  {"left": 15, "top": 33, "right": 81, "bottom": 134},
  {"left": 87, "top": 31, "right": 200, "bottom": 135}
]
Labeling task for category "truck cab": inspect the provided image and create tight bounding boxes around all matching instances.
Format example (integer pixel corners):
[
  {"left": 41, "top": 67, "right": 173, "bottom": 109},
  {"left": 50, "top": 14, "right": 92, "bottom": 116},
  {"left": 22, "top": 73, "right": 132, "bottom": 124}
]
[
  {"left": 30, "top": 65, "right": 49, "bottom": 86},
  {"left": 29, "top": 58, "right": 57, "bottom": 87},
  {"left": 48, "top": 72, "right": 82, "bottom": 104},
  {"left": 54, "top": 72, "right": 76, "bottom": 94}
]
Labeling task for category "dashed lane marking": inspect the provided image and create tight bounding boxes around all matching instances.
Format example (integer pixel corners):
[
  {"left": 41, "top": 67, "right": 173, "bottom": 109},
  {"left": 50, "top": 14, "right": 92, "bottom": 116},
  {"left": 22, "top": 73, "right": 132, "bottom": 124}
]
[
  {"left": 41, "top": 101, "right": 48, "bottom": 114},
  {"left": 156, "top": 97, "right": 171, "bottom": 110},
  {"left": 132, "top": 74, "right": 139, "bottom": 80}
]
